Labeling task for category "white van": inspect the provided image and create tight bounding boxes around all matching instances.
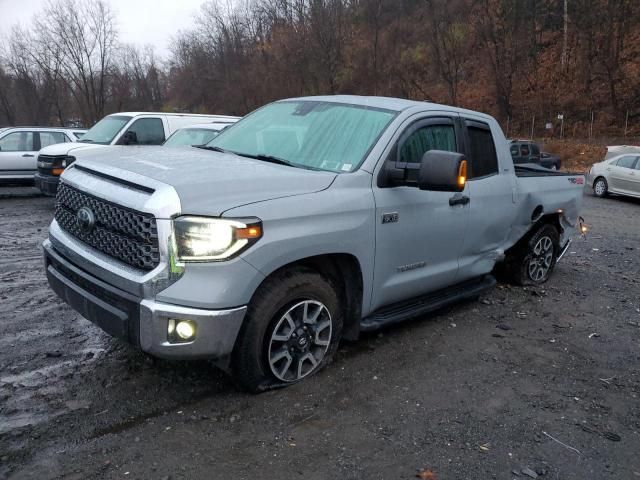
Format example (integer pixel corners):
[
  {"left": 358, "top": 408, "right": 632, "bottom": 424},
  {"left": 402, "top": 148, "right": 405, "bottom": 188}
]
[{"left": 35, "top": 112, "right": 237, "bottom": 195}]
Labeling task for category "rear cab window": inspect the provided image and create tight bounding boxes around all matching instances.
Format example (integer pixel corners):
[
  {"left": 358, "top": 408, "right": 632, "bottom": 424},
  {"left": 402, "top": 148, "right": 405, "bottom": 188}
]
[{"left": 465, "top": 121, "right": 499, "bottom": 179}]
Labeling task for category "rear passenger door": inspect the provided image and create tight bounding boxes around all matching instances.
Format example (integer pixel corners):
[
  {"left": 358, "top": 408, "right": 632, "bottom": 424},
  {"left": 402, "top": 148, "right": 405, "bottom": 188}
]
[
  {"left": 609, "top": 156, "right": 638, "bottom": 193},
  {"left": 0, "top": 131, "right": 37, "bottom": 175},
  {"left": 456, "top": 119, "right": 514, "bottom": 281}
]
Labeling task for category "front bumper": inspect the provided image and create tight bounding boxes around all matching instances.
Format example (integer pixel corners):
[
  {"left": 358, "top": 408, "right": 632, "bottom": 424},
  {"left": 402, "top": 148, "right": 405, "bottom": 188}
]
[
  {"left": 43, "top": 239, "right": 246, "bottom": 360},
  {"left": 35, "top": 173, "right": 60, "bottom": 196}
]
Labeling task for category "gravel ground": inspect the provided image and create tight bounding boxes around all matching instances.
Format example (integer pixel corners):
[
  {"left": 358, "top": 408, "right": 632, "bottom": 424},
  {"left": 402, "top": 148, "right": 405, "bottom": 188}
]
[{"left": 0, "top": 186, "right": 639, "bottom": 480}]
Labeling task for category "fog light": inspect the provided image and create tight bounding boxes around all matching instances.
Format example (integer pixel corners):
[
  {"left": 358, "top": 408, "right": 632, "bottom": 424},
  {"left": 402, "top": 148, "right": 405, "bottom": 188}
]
[
  {"left": 168, "top": 319, "right": 196, "bottom": 342},
  {"left": 176, "top": 320, "right": 196, "bottom": 340}
]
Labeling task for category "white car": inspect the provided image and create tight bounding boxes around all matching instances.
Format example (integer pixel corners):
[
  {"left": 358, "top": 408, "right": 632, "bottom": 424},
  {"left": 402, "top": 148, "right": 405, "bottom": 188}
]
[
  {"left": 163, "top": 119, "right": 240, "bottom": 147},
  {"left": 35, "top": 112, "right": 237, "bottom": 195},
  {"left": 0, "top": 127, "right": 86, "bottom": 182},
  {"left": 587, "top": 151, "right": 640, "bottom": 199}
]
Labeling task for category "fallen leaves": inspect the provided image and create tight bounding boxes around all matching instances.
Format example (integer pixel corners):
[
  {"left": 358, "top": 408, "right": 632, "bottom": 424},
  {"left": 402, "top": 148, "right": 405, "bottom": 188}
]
[{"left": 416, "top": 468, "right": 438, "bottom": 479}]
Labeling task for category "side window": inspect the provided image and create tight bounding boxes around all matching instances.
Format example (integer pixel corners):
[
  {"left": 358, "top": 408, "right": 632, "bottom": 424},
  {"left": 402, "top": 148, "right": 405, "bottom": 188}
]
[
  {"left": 0, "top": 131, "right": 35, "bottom": 152},
  {"left": 510, "top": 144, "right": 519, "bottom": 157},
  {"left": 39, "top": 132, "right": 67, "bottom": 148},
  {"left": 531, "top": 144, "right": 540, "bottom": 155},
  {"left": 616, "top": 156, "right": 637, "bottom": 169},
  {"left": 399, "top": 124, "right": 456, "bottom": 164},
  {"left": 126, "top": 118, "right": 165, "bottom": 145},
  {"left": 635, "top": 157, "right": 640, "bottom": 170},
  {"left": 520, "top": 144, "right": 530, "bottom": 156},
  {"left": 397, "top": 123, "right": 456, "bottom": 184},
  {"left": 467, "top": 125, "right": 499, "bottom": 178}
]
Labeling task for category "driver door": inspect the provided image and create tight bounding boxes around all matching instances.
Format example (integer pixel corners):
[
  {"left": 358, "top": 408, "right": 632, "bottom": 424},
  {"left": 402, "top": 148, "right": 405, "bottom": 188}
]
[{"left": 370, "top": 115, "right": 470, "bottom": 312}]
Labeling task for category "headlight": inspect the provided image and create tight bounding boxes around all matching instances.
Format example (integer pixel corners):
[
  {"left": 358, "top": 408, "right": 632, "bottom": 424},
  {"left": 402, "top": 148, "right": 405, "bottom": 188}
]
[{"left": 173, "top": 216, "right": 262, "bottom": 262}]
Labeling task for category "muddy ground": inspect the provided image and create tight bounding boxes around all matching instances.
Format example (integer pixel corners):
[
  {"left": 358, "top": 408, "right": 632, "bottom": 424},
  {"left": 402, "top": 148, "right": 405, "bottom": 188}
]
[{"left": 0, "top": 186, "right": 639, "bottom": 480}]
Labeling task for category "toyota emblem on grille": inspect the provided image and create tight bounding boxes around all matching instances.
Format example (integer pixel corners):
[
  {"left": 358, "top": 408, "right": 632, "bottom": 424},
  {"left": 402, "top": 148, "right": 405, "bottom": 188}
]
[{"left": 76, "top": 206, "right": 96, "bottom": 232}]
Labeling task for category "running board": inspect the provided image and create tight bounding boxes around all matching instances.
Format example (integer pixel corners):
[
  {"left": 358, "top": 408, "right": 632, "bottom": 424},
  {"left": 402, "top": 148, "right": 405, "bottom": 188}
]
[{"left": 361, "top": 275, "right": 496, "bottom": 332}]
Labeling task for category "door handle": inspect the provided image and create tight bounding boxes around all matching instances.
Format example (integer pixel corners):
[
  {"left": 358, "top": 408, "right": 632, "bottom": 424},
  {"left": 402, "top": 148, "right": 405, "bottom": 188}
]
[
  {"left": 449, "top": 193, "right": 470, "bottom": 206},
  {"left": 22, "top": 154, "right": 34, "bottom": 157}
]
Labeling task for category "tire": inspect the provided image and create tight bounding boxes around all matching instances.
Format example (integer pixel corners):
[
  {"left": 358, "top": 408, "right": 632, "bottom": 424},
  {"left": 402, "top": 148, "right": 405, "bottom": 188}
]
[
  {"left": 593, "top": 177, "right": 608, "bottom": 197},
  {"left": 503, "top": 223, "right": 560, "bottom": 286},
  {"left": 232, "top": 267, "right": 343, "bottom": 393}
]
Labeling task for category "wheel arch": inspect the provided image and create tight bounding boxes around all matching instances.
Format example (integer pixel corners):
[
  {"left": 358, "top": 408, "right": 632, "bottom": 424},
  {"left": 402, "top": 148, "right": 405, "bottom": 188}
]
[{"left": 248, "top": 253, "right": 364, "bottom": 341}]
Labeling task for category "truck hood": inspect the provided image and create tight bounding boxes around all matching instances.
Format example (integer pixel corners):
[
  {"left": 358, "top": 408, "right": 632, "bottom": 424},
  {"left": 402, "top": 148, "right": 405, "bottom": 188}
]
[
  {"left": 71, "top": 146, "right": 338, "bottom": 216},
  {"left": 39, "top": 142, "right": 107, "bottom": 156}
]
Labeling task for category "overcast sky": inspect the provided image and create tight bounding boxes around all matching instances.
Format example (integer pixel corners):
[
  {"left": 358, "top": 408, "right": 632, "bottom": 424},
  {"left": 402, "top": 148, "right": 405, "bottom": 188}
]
[{"left": 0, "top": 0, "right": 208, "bottom": 58}]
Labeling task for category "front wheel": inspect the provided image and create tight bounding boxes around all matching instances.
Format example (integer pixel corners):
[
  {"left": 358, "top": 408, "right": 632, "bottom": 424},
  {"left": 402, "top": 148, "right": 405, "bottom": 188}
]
[
  {"left": 232, "top": 267, "right": 342, "bottom": 393},
  {"left": 502, "top": 224, "right": 560, "bottom": 286},
  {"left": 593, "top": 177, "right": 608, "bottom": 197}
]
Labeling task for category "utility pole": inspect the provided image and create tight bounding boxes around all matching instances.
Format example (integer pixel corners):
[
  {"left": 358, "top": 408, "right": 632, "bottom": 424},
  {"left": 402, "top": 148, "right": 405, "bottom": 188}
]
[
  {"left": 589, "top": 110, "right": 594, "bottom": 143},
  {"left": 530, "top": 115, "right": 535, "bottom": 140},
  {"left": 624, "top": 110, "right": 629, "bottom": 138},
  {"left": 562, "top": 0, "right": 568, "bottom": 68}
]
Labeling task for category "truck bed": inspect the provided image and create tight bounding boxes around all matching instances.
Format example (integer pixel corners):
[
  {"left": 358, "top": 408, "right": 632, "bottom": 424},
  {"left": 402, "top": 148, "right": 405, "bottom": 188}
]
[{"left": 514, "top": 163, "right": 580, "bottom": 177}]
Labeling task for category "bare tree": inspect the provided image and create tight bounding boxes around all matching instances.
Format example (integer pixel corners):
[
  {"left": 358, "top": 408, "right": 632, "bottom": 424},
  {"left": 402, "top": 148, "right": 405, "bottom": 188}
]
[{"left": 36, "top": 0, "right": 117, "bottom": 123}]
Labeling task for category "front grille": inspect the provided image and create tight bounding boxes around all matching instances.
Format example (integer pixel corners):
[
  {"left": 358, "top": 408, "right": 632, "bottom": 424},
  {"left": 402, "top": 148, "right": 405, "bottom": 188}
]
[{"left": 55, "top": 182, "right": 160, "bottom": 270}]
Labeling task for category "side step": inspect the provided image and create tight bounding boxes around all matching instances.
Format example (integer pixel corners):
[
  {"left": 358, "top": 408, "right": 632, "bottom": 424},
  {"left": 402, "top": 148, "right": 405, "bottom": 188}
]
[{"left": 360, "top": 275, "right": 496, "bottom": 332}]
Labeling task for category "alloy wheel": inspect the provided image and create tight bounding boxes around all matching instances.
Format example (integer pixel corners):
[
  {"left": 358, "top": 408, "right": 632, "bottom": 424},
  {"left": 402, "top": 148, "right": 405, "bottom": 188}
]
[
  {"left": 528, "top": 235, "right": 554, "bottom": 282},
  {"left": 594, "top": 179, "right": 606, "bottom": 196},
  {"left": 267, "top": 300, "right": 332, "bottom": 382}
]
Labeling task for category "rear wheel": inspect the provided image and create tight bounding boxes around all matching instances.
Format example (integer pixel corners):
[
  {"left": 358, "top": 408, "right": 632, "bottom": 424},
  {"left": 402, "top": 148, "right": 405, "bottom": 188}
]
[
  {"left": 593, "top": 177, "right": 608, "bottom": 197},
  {"left": 502, "top": 223, "right": 560, "bottom": 286},
  {"left": 232, "top": 267, "right": 342, "bottom": 393}
]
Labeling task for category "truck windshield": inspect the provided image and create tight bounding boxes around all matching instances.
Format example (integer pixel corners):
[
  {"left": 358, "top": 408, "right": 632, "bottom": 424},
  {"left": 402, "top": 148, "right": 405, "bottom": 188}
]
[
  {"left": 79, "top": 115, "right": 132, "bottom": 145},
  {"left": 207, "top": 101, "right": 396, "bottom": 172}
]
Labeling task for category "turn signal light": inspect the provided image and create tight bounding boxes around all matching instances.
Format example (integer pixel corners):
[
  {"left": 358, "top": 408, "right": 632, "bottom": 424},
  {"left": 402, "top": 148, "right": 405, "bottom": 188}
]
[
  {"left": 236, "top": 225, "right": 262, "bottom": 240},
  {"left": 52, "top": 168, "right": 65, "bottom": 176},
  {"left": 457, "top": 160, "right": 467, "bottom": 188}
]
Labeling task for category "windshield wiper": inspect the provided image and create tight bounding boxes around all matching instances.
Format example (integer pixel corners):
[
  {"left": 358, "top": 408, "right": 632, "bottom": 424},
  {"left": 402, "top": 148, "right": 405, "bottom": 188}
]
[
  {"left": 235, "top": 152, "right": 311, "bottom": 169},
  {"left": 79, "top": 139, "right": 95, "bottom": 143},
  {"left": 194, "top": 145, "right": 228, "bottom": 153}
]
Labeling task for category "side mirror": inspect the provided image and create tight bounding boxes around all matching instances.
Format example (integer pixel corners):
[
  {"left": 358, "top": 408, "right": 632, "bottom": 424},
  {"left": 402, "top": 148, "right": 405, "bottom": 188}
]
[
  {"left": 119, "top": 130, "right": 138, "bottom": 145},
  {"left": 418, "top": 150, "right": 467, "bottom": 192}
]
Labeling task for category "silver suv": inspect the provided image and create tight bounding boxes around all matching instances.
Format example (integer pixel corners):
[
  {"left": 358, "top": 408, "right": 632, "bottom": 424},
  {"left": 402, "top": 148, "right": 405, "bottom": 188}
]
[{"left": 0, "top": 127, "right": 85, "bottom": 182}]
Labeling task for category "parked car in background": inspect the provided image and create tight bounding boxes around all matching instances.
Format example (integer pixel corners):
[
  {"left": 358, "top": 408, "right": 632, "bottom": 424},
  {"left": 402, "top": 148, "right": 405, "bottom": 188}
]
[
  {"left": 0, "top": 127, "right": 86, "bottom": 183},
  {"left": 163, "top": 119, "right": 240, "bottom": 147},
  {"left": 35, "top": 112, "right": 237, "bottom": 195},
  {"left": 509, "top": 140, "right": 561, "bottom": 170},
  {"left": 43, "top": 95, "right": 585, "bottom": 392},
  {"left": 540, "top": 151, "right": 561, "bottom": 170},
  {"left": 587, "top": 153, "right": 640, "bottom": 199},
  {"left": 603, "top": 145, "right": 640, "bottom": 160},
  {"left": 509, "top": 140, "right": 541, "bottom": 165}
]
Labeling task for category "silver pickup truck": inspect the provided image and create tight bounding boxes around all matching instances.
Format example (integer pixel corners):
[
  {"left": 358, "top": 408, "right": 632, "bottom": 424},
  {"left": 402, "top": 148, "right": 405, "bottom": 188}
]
[{"left": 43, "top": 96, "right": 584, "bottom": 392}]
